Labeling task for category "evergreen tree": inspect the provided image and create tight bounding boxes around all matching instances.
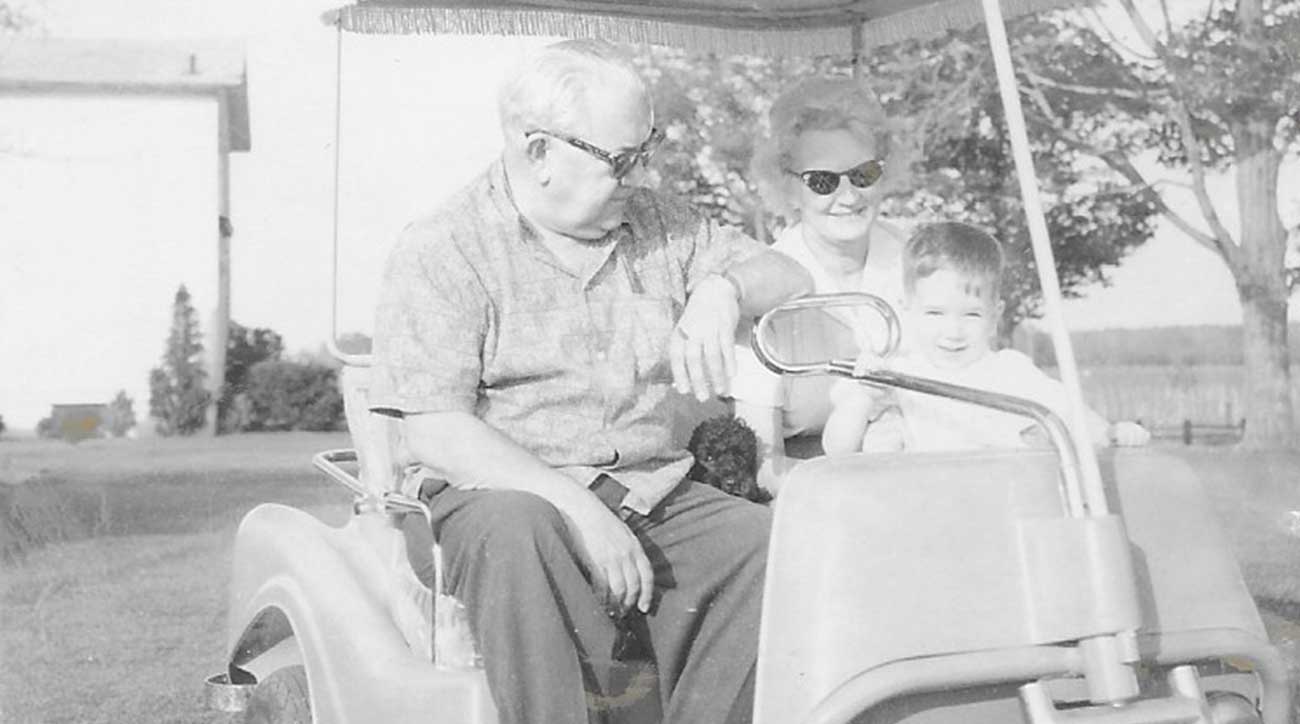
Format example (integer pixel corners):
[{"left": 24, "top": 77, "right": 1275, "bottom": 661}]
[{"left": 149, "top": 285, "right": 210, "bottom": 436}]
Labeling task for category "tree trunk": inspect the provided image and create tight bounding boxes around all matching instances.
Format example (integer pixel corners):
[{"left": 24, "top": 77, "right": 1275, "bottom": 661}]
[
  {"left": 1237, "top": 273, "right": 1295, "bottom": 448},
  {"left": 1232, "top": 121, "right": 1295, "bottom": 449}
]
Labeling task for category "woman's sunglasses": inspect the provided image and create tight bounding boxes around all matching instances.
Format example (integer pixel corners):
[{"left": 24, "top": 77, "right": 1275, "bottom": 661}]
[{"left": 791, "top": 159, "right": 886, "bottom": 196}]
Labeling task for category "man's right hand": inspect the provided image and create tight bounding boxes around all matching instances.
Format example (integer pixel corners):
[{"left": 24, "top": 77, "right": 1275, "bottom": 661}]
[
  {"left": 563, "top": 494, "right": 655, "bottom": 615},
  {"left": 401, "top": 412, "right": 656, "bottom": 614}
]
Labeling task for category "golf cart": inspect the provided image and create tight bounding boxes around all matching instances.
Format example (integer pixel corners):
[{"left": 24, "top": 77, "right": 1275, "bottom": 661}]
[{"left": 204, "top": 1, "right": 1294, "bottom": 723}]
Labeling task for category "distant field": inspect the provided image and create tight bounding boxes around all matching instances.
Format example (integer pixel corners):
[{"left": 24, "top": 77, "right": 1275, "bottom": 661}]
[{"left": 1, "top": 435, "right": 1298, "bottom": 723}]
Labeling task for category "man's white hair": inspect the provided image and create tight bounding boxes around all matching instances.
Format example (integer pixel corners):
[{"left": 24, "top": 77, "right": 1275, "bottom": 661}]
[{"left": 498, "top": 39, "right": 650, "bottom": 143}]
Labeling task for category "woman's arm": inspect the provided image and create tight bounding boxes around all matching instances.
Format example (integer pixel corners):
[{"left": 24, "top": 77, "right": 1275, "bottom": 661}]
[{"left": 733, "top": 398, "right": 794, "bottom": 496}]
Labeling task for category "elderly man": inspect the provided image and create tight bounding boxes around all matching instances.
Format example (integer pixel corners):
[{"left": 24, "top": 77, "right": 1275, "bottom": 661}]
[{"left": 371, "top": 39, "right": 811, "bottom": 724}]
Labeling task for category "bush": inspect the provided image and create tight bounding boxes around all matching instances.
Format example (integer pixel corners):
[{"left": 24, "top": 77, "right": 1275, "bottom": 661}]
[
  {"left": 105, "top": 390, "right": 136, "bottom": 438},
  {"left": 220, "top": 321, "right": 284, "bottom": 433},
  {"left": 242, "top": 360, "right": 344, "bottom": 432}
]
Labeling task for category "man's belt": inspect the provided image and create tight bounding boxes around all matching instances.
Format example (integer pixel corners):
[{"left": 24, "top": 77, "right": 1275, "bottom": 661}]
[
  {"left": 591, "top": 474, "right": 636, "bottom": 521},
  {"left": 418, "top": 471, "right": 636, "bottom": 521}
]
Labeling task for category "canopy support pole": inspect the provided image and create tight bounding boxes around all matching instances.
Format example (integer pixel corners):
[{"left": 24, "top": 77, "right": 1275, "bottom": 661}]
[
  {"left": 979, "top": 0, "right": 1140, "bottom": 706},
  {"left": 327, "top": 20, "right": 371, "bottom": 366},
  {"left": 978, "top": 0, "right": 1104, "bottom": 516}
]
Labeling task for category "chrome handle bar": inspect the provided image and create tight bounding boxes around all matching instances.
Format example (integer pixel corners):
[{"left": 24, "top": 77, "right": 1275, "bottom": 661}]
[
  {"left": 312, "top": 448, "right": 432, "bottom": 524},
  {"left": 751, "top": 295, "right": 1087, "bottom": 517}
]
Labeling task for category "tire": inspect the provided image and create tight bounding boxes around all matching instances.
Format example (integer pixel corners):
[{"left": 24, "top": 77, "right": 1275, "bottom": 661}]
[{"left": 243, "top": 666, "right": 311, "bottom": 724}]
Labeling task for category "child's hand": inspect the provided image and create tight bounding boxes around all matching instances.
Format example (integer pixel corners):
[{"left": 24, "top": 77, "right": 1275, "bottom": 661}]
[
  {"left": 860, "top": 408, "right": 906, "bottom": 452},
  {"left": 851, "top": 349, "right": 889, "bottom": 378},
  {"left": 1110, "top": 421, "right": 1151, "bottom": 447}
]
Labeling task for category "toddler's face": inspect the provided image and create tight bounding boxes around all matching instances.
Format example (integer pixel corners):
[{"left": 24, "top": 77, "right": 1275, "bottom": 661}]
[{"left": 906, "top": 268, "right": 1000, "bottom": 371}]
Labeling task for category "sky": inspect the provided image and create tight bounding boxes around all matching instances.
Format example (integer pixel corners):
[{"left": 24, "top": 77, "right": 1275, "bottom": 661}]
[{"left": 0, "top": 0, "right": 1296, "bottom": 431}]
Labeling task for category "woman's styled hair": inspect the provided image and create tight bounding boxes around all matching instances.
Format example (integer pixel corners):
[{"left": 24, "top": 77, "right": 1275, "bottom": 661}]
[
  {"left": 902, "top": 221, "right": 1006, "bottom": 298},
  {"left": 750, "top": 76, "right": 890, "bottom": 222},
  {"left": 497, "top": 39, "right": 650, "bottom": 143}
]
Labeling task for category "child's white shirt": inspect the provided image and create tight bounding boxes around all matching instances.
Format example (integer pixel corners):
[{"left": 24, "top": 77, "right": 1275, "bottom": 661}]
[{"left": 886, "top": 349, "right": 1070, "bottom": 452}]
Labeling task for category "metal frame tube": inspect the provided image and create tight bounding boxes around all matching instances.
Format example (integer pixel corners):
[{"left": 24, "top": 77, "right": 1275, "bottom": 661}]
[{"left": 327, "top": 20, "right": 373, "bottom": 368}]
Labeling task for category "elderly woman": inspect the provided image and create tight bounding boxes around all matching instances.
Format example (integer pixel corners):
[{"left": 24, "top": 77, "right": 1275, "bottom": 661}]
[{"left": 731, "top": 76, "right": 908, "bottom": 493}]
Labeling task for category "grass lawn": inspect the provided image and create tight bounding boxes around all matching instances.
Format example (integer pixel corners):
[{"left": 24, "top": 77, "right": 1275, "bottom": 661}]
[
  {"left": 0, "top": 433, "right": 352, "bottom": 724},
  {"left": 0, "top": 436, "right": 1297, "bottom": 723}
]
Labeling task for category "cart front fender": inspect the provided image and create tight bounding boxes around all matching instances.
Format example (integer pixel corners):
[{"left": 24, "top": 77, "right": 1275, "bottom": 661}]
[{"left": 224, "top": 503, "right": 495, "bottom": 724}]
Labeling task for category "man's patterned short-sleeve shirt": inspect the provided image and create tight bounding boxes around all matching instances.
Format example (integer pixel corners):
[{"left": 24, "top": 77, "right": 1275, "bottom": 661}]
[{"left": 370, "top": 160, "right": 765, "bottom": 513}]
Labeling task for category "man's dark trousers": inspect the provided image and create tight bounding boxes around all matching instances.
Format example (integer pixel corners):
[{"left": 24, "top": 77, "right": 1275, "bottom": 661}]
[{"left": 420, "top": 479, "right": 770, "bottom": 724}]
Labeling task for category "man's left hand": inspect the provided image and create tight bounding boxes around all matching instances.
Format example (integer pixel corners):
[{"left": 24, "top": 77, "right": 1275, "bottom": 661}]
[{"left": 670, "top": 275, "right": 739, "bottom": 401}]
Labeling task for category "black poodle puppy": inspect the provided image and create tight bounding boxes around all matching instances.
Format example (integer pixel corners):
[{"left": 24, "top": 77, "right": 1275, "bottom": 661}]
[{"left": 686, "top": 415, "right": 771, "bottom": 504}]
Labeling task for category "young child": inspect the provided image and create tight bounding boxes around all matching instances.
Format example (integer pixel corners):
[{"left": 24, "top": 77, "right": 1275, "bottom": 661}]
[{"left": 822, "top": 221, "right": 1149, "bottom": 454}]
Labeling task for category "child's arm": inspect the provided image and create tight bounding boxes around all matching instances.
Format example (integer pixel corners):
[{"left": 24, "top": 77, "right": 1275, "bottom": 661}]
[
  {"left": 1018, "top": 400, "right": 1150, "bottom": 448},
  {"left": 822, "top": 352, "right": 893, "bottom": 455},
  {"left": 999, "top": 351, "right": 1152, "bottom": 448},
  {"left": 1083, "top": 406, "right": 1152, "bottom": 447}
]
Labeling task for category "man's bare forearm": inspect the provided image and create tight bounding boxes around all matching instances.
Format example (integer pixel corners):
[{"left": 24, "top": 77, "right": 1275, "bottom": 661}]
[
  {"left": 402, "top": 411, "right": 593, "bottom": 516},
  {"left": 725, "top": 250, "right": 813, "bottom": 317}
]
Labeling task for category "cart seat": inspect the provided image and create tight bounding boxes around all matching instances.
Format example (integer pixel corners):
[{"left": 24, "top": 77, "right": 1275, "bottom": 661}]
[
  {"left": 338, "top": 364, "right": 481, "bottom": 668},
  {"left": 754, "top": 448, "right": 1274, "bottom": 724}
]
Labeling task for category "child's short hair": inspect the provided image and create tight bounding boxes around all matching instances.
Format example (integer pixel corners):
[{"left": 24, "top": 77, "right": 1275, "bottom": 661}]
[{"left": 903, "top": 222, "right": 1005, "bottom": 299}]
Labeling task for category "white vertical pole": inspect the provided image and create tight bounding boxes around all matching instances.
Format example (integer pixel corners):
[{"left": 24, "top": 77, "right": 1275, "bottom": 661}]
[
  {"left": 979, "top": 0, "right": 1140, "bottom": 707},
  {"left": 977, "top": 0, "right": 1105, "bottom": 516},
  {"left": 208, "top": 89, "right": 232, "bottom": 435},
  {"left": 327, "top": 21, "right": 370, "bottom": 367}
]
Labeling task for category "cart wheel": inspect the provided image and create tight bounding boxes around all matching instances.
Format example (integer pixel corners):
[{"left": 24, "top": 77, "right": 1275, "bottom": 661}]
[{"left": 244, "top": 666, "right": 310, "bottom": 724}]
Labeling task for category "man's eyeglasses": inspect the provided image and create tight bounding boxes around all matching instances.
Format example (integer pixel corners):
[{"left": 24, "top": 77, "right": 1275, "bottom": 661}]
[
  {"left": 527, "top": 127, "right": 666, "bottom": 180},
  {"left": 791, "top": 159, "right": 886, "bottom": 196}
]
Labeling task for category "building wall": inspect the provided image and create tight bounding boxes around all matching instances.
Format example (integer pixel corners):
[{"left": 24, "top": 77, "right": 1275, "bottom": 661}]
[{"left": 0, "top": 95, "right": 218, "bottom": 432}]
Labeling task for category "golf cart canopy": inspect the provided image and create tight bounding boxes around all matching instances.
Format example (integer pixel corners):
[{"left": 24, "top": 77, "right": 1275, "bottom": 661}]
[{"left": 325, "top": 0, "right": 1080, "bottom": 55}]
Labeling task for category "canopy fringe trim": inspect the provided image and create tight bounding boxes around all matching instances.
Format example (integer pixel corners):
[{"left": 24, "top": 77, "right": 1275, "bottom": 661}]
[{"left": 330, "top": 0, "right": 1083, "bottom": 54}]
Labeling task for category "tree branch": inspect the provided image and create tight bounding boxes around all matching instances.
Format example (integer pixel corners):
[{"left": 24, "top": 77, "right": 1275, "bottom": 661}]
[
  {"left": 1021, "top": 69, "right": 1151, "bottom": 101},
  {"left": 1021, "top": 71, "right": 1230, "bottom": 262},
  {"left": 1158, "top": 0, "right": 1175, "bottom": 41},
  {"left": 1075, "top": 7, "right": 1158, "bottom": 63},
  {"left": 1110, "top": 0, "right": 1241, "bottom": 270}
]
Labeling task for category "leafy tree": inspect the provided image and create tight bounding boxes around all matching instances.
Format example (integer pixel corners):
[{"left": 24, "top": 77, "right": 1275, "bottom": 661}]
[
  {"left": 244, "top": 360, "right": 344, "bottom": 432},
  {"left": 104, "top": 390, "right": 136, "bottom": 438},
  {"left": 149, "top": 285, "right": 210, "bottom": 436},
  {"left": 219, "top": 321, "right": 284, "bottom": 432},
  {"left": 1015, "top": 0, "right": 1299, "bottom": 447},
  {"left": 635, "top": 32, "right": 1157, "bottom": 337},
  {"left": 889, "top": 51, "right": 1159, "bottom": 339},
  {"left": 636, "top": 51, "right": 804, "bottom": 240},
  {"left": 0, "top": 1, "right": 30, "bottom": 34}
]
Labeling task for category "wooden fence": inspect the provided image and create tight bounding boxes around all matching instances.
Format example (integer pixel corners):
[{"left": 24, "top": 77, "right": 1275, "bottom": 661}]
[{"left": 1057, "top": 365, "right": 1297, "bottom": 446}]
